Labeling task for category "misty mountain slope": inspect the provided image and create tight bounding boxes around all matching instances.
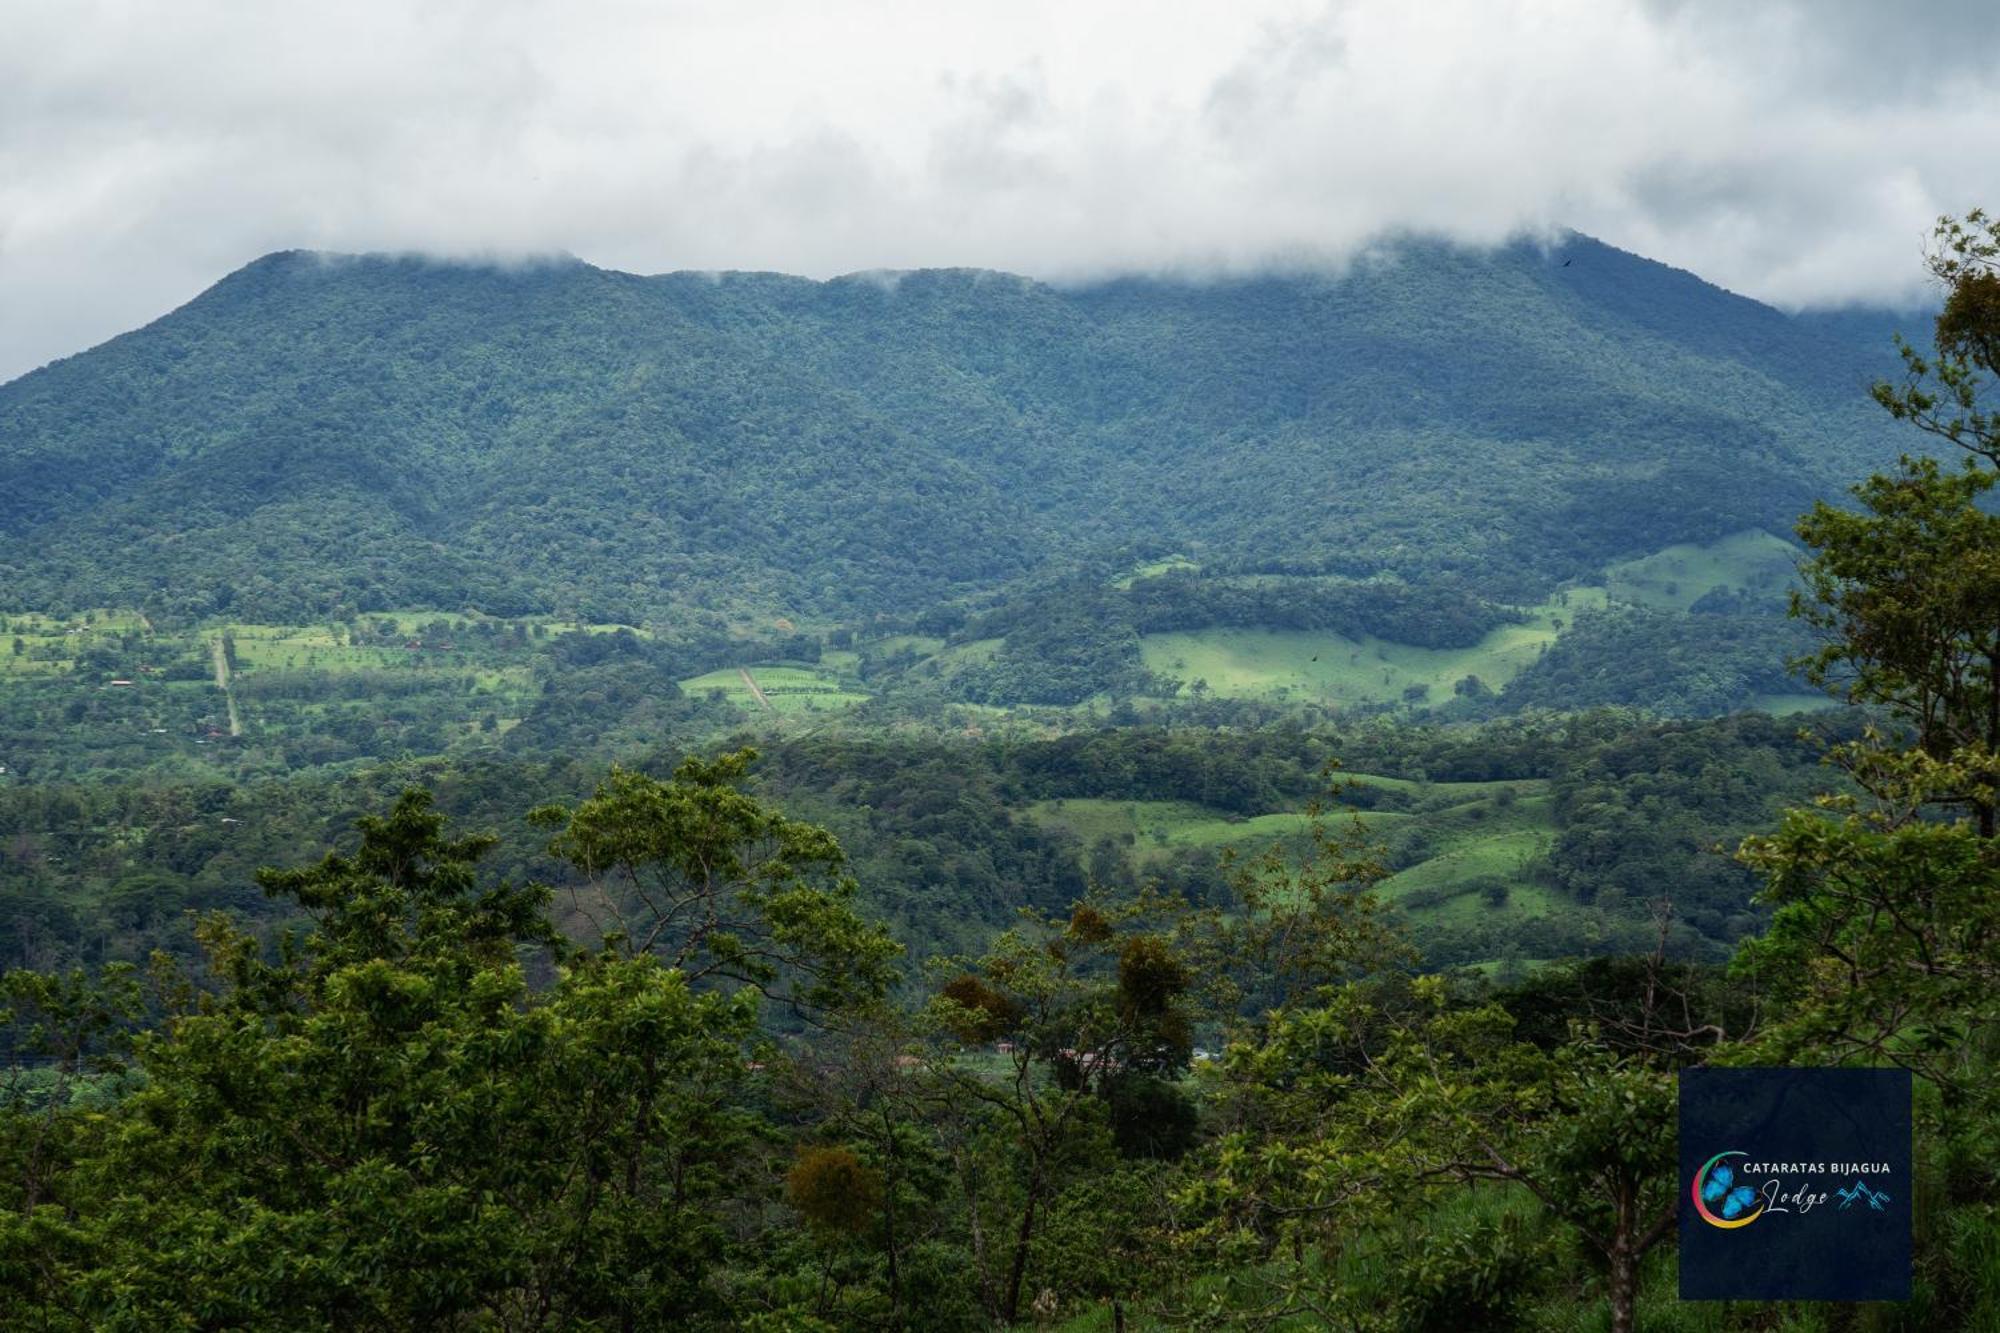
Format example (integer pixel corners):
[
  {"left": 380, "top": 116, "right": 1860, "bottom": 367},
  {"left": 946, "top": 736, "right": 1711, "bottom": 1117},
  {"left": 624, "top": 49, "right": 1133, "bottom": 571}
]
[{"left": 0, "top": 235, "right": 1904, "bottom": 625}]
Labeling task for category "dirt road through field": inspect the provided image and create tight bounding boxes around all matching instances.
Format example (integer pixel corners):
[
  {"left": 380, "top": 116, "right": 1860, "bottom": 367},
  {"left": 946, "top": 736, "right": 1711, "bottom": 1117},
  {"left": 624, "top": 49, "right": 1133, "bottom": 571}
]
[
  {"left": 737, "top": 666, "right": 774, "bottom": 712},
  {"left": 210, "top": 637, "right": 243, "bottom": 736}
]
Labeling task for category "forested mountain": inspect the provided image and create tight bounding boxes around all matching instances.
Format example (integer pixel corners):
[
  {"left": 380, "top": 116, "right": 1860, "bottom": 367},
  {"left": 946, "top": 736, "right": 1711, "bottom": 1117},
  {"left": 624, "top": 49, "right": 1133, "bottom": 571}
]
[{"left": 0, "top": 235, "right": 1910, "bottom": 626}]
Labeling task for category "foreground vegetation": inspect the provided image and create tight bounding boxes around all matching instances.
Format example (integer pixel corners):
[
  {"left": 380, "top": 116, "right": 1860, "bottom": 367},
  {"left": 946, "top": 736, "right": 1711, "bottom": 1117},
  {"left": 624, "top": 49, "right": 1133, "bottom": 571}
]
[{"left": 2, "top": 703, "right": 1994, "bottom": 1329}]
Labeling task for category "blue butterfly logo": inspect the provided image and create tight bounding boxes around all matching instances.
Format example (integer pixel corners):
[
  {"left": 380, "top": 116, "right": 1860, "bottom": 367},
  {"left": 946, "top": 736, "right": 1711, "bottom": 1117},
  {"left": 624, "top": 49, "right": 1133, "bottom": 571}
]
[{"left": 1701, "top": 1163, "right": 1760, "bottom": 1220}]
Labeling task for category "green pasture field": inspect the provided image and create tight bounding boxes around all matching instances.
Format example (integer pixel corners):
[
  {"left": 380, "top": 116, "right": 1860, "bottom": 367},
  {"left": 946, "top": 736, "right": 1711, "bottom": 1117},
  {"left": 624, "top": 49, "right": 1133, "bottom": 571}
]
[
  {"left": 1022, "top": 797, "right": 1406, "bottom": 863},
  {"left": 1379, "top": 828, "right": 1561, "bottom": 918},
  {"left": 1140, "top": 586, "right": 1606, "bottom": 707},
  {"left": 1373, "top": 789, "right": 1560, "bottom": 930},
  {"left": 866, "top": 635, "right": 946, "bottom": 657},
  {"left": 1024, "top": 784, "right": 1563, "bottom": 943},
  {"left": 1, "top": 608, "right": 654, "bottom": 679},
  {"left": 1111, "top": 554, "right": 1201, "bottom": 588},
  {"left": 224, "top": 634, "right": 417, "bottom": 673},
  {"left": 679, "top": 664, "right": 871, "bottom": 716},
  {"left": 1604, "top": 527, "right": 1800, "bottom": 611},
  {"left": 1750, "top": 692, "right": 1833, "bottom": 716},
  {"left": 927, "top": 637, "right": 1003, "bottom": 673},
  {"left": 1, "top": 609, "right": 151, "bottom": 675},
  {"left": 1335, "top": 770, "right": 1551, "bottom": 802},
  {"left": 343, "top": 610, "right": 651, "bottom": 637}
]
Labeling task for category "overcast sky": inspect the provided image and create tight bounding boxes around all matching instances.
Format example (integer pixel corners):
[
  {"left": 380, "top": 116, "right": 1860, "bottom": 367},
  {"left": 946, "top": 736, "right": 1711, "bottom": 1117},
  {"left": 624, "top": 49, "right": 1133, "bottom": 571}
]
[{"left": 4, "top": 0, "right": 1997, "bottom": 382}]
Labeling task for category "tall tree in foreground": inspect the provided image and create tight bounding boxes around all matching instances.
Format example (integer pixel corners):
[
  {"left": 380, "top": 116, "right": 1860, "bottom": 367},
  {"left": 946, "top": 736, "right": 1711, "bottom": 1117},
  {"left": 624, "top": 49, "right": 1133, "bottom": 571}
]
[
  {"left": 1745, "top": 210, "right": 2000, "bottom": 1096},
  {"left": 1736, "top": 210, "right": 2000, "bottom": 1321},
  {"left": 924, "top": 892, "right": 1203, "bottom": 1326},
  {"left": 1792, "top": 209, "right": 2000, "bottom": 835},
  {"left": 1875, "top": 208, "right": 2000, "bottom": 467}
]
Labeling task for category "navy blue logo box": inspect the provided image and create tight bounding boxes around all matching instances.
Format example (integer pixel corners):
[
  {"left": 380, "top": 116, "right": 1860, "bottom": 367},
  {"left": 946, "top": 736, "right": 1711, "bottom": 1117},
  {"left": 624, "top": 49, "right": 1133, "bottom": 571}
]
[{"left": 1679, "top": 1068, "right": 1911, "bottom": 1301}]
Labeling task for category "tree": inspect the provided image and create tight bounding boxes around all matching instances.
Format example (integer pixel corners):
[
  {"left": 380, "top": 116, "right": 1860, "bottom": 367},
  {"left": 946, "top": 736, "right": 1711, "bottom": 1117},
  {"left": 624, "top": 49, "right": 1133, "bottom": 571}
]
[
  {"left": 923, "top": 894, "right": 1201, "bottom": 1325},
  {"left": 1174, "top": 792, "right": 1719, "bottom": 1331},
  {"left": 1746, "top": 208, "right": 2000, "bottom": 1094},
  {"left": 0, "top": 961, "right": 144, "bottom": 1318},
  {"left": 1721, "top": 213, "right": 2000, "bottom": 1326},
  {"left": 788, "top": 1145, "right": 884, "bottom": 1238},
  {"left": 532, "top": 749, "right": 901, "bottom": 1019},
  {"left": 768, "top": 1008, "right": 973, "bottom": 1331},
  {"left": 1204, "top": 767, "right": 1403, "bottom": 1022},
  {"left": 1874, "top": 208, "right": 2000, "bottom": 467},
  {"left": 1192, "top": 977, "right": 1678, "bottom": 1333},
  {"left": 1791, "top": 458, "right": 2000, "bottom": 832},
  {"left": 1737, "top": 743, "right": 2000, "bottom": 1102},
  {"left": 1803, "top": 207, "right": 2000, "bottom": 835}
]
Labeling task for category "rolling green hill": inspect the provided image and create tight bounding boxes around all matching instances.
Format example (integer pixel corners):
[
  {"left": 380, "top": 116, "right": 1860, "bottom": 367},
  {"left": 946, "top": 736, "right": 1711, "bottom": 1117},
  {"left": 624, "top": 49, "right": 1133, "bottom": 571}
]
[{"left": 0, "top": 235, "right": 1907, "bottom": 632}]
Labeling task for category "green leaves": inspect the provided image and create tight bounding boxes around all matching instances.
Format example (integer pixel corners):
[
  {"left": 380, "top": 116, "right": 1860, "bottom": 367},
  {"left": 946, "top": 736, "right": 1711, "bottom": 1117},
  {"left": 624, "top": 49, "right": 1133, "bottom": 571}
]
[
  {"left": 256, "top": 786, "right": 558, "bottom": 981},
  {"left": 1793, "top": 457, "right": 2000, "bottom": 781},
  {"left": 1738, "top": 793, "right": 2000, "bottom": 1094},
  {"left": 1188, "top": 978, "right": 1677, "bottom": 1330},
  {"left": 533, "top": 749, "right": 902, "bottom": 1016},
  {"left": 0, "top": 767, "right": 914, "bottom": 1327},
  {"left": 1873, "top": 209, "right": 2000, "bottom": 468},
  {"left": 1748, "top": 209, "right": 2000, "bottom": 1097}
]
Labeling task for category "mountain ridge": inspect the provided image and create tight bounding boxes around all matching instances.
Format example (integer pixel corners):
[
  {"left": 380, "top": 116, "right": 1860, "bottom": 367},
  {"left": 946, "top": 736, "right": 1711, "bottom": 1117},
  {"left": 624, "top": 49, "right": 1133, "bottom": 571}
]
[{"left": 0, "top": 232, "right": 1909, "bottom": 628}]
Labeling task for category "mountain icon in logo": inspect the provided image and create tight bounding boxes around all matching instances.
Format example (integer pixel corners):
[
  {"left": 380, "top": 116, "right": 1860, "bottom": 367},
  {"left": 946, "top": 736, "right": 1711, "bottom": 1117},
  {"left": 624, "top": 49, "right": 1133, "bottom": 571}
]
[{"left": 1835, "top": 1180, "right": 1891, "bottom": 1212}]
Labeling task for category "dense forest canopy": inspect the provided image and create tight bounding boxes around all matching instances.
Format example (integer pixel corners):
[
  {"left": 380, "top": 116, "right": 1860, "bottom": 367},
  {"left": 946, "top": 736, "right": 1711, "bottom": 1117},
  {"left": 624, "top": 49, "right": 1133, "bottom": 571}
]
[{"left": 0, "top": 234, "right": 1908, "bottom": 627}]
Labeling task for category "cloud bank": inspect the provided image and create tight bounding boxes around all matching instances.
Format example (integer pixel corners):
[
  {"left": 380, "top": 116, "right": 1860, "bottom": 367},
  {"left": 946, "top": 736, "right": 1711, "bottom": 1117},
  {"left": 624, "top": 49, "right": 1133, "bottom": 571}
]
[{"left": 5, "top": 0, "right": 1998, "bottom": 381}]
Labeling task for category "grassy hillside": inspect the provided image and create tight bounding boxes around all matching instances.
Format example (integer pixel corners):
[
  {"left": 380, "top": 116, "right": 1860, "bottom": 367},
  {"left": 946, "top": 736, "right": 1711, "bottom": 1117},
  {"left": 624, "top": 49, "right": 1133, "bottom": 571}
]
[
  {"left": 1022, "top": 777, "right": 1570, "bottom": 965},
  {"left": 1138, "top": 587, "right": 1601, "bottom": 707},
  {"left": 1022, "top": 796, "right": 1409, "bottom": 861},
  {"left": 3, "top": 714, "right": 1835, "bottom": 973},
  {"left": 0, "top": 606, "right": 738, "bottom": 783},
  {"left": 1604, "top": 527, "right": 1800, "bottom": 611}
]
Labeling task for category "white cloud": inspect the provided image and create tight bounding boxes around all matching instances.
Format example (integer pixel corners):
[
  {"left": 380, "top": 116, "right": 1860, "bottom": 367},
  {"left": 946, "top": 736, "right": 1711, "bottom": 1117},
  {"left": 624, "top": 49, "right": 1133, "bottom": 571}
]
[{"left": 3, "top": 0, "right": 1994, "bottom": 381}]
